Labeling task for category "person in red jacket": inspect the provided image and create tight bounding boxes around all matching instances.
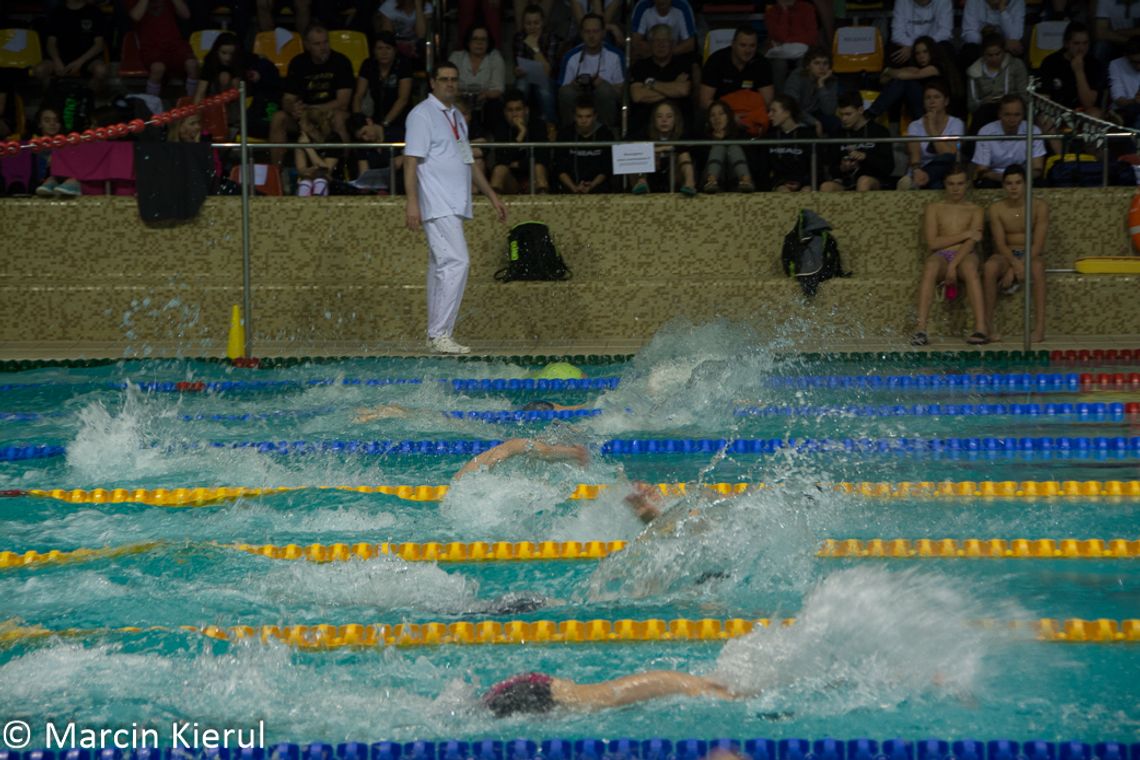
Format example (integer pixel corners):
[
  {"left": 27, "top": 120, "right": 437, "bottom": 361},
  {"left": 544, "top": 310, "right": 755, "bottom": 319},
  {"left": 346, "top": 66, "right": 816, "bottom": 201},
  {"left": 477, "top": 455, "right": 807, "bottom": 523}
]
[{"left": 763, "top": 0, "right": 820, "bottom": 89}]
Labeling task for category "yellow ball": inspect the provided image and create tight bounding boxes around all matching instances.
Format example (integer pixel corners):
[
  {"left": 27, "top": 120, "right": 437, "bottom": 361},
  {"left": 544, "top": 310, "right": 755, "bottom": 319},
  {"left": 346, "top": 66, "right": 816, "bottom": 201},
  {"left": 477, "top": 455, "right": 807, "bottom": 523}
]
[{"left": 532, "top": 361, "right": 586, "bottom": 380}]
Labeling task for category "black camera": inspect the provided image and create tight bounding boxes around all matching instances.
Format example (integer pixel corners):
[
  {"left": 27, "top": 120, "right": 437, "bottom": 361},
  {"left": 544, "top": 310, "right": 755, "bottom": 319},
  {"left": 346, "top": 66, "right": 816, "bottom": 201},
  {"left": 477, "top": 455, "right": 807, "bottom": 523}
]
[{"left": 575, "top": 73, "right": 594, "bottom": 90}]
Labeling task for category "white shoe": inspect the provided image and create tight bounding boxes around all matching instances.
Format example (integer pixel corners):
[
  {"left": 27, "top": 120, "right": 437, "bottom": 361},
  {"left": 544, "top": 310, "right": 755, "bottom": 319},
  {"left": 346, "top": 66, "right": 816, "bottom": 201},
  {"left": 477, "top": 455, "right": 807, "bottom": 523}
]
[{"left": 427, "top": 335, "right": 470, "bottom": 354}]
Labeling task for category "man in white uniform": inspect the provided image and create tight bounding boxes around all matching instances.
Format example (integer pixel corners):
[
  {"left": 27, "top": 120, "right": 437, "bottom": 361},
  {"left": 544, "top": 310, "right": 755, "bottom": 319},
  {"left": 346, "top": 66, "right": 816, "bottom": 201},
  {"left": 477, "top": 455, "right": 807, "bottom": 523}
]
[{"left": 404, "top": 62, "right": 508, "bottom": 354}]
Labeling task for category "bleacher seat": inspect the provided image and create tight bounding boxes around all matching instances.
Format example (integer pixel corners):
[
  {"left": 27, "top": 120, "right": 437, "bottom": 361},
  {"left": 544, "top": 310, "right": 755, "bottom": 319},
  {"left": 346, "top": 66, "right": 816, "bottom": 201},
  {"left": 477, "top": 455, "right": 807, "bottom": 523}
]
[
  {"left": 118, "top": 32, "right": 149, "bottom": 78},
  {"left": 189, "top": 30, "right": 227, "bottom": 64},
  {"left": 254, "top": 29, "right": 303, "bottom": 76},
  {"left": 0, "top": 28, "right": 42, "bottom": 71},
  {"left": 1029, "top": 20, "right": 1066, "bottom": 70},
  {"left": 329, "top": 30, "right": 368, "bottom": 76},
  {"left": 703, "top": 28, "right": 735, "bottom": 62},
  {"left": 229, "top": 163, "right": 283, "bottom": 195},
  {"left": 176, "top": 96, "right": 228, "bottom": 139},
  {"left": 832, "top": 26, "right": 884, "bottom": 74}
]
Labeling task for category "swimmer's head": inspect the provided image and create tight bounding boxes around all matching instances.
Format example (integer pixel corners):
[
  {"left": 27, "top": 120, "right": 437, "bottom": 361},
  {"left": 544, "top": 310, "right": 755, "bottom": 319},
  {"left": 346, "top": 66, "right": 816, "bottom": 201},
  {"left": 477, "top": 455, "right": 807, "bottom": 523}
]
[
  {"left": 521, "top": 400, "right": 556, "bottom": 411},
  {"left": 483, "top": 673, "right": 556, "bottom": 717},
  {"left": 531, "top": 362, "right": 586, "bottom": 380},
  {"left": 625, "top": 480, "right": 664, "bottom": 523}
]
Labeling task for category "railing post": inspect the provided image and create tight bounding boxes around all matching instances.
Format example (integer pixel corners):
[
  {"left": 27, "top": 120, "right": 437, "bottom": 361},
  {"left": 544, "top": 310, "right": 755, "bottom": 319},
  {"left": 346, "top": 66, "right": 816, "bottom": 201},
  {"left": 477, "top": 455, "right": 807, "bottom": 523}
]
[
  {"left": 529, "top": 145, "right": 536, "bottom": 195},
  {"left": 238, "top": 80, "right": 253, "bottom": 359},
  {"left": 810, "top": 142, "right": 818, "bottom": 191},
  {"left": 1023, "top": 87, "right": 1035, "bottom": 352}
]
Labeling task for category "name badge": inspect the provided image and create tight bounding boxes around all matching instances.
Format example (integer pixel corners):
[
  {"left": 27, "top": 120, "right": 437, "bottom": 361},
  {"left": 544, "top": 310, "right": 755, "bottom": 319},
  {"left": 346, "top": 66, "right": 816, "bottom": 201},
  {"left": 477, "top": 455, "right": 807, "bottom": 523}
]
[{"left": 457, "top": 138, "right": 475, "bottom": 165}]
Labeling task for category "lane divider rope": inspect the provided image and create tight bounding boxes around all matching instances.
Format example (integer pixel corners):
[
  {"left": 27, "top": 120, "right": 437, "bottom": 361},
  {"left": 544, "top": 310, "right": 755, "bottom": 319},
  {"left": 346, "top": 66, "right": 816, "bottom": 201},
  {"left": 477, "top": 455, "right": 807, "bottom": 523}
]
[
  {"left": 6, "top": 480, "right": 1140, "bottom": 507},
  {"left": 818, "top": 538, "right": 1140, "bottom": 559},
  {"left": 2, "top": 618, "right": 1136, "bottom": 648}
]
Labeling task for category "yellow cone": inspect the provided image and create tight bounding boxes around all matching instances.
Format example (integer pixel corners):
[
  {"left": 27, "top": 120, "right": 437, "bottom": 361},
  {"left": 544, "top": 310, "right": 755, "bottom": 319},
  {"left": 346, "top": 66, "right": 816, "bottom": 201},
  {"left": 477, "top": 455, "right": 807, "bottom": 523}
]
[{"left": 226, "top": 305, "right": 245, "bottom": 360}]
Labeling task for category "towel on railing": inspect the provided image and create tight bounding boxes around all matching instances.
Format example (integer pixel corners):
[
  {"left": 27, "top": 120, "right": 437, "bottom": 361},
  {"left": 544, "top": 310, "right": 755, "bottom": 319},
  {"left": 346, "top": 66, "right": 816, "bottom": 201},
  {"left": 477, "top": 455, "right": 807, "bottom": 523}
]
[{"left": 134, "top": 142, "right": 212, "bottom": 222}]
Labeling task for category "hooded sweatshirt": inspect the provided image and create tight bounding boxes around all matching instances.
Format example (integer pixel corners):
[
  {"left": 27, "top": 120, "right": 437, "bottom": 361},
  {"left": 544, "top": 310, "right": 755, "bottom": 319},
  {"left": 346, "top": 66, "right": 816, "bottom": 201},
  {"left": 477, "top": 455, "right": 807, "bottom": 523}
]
[{"left": 966, "top": 52, "right": 1028, "bottom": 114}]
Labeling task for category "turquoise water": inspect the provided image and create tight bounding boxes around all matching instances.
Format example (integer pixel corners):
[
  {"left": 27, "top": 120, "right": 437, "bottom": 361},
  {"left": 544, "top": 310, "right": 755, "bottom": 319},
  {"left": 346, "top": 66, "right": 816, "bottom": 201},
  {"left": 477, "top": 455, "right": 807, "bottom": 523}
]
[{"left": 1, "top": 323, "right": 1138, "bottom": 744}]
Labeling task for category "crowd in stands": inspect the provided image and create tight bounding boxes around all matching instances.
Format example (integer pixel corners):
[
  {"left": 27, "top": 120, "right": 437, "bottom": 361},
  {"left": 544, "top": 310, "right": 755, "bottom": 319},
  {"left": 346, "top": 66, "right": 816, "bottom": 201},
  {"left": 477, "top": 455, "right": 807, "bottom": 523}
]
[{"left": 0, "top": 0, "right": 1138, "bottom": 200}]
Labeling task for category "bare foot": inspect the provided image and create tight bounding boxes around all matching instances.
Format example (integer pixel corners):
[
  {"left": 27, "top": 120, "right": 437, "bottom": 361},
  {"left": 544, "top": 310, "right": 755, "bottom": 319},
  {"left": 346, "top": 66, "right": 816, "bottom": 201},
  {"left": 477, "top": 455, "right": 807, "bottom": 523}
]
[
  {"left": 989, "top": 333, "right": 1003, "bottom": 342},
  {"left": 1032, "top": 331, "right": 1045, "bottom": 343}
]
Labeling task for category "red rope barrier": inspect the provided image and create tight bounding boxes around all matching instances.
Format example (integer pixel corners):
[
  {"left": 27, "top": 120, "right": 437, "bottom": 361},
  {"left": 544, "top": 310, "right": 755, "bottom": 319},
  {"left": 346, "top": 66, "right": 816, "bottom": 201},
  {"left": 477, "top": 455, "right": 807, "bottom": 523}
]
[{"left": 0, "top": 88, "right": 240, "bottom": 157}]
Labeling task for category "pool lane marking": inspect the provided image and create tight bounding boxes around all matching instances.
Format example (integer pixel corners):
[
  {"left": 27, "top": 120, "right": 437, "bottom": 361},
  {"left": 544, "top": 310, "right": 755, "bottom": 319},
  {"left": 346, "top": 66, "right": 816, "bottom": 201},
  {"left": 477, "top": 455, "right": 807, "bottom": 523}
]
[
  {"left": 7, "top": 480, "right": 1140, "bottom": 507},
  {"left": 2, "top": 618, "right": 1137, "bottom": 648},
  {"left": 3, "top": 537, "right": 1140, "bottom": 569}
]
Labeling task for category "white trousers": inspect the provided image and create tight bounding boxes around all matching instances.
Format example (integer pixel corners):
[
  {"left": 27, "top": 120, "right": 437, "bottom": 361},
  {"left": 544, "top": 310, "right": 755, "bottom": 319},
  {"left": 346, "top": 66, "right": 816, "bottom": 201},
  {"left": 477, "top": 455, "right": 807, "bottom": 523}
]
[{"left": 423, "top": 214, "right": 470, "bottom": 339}]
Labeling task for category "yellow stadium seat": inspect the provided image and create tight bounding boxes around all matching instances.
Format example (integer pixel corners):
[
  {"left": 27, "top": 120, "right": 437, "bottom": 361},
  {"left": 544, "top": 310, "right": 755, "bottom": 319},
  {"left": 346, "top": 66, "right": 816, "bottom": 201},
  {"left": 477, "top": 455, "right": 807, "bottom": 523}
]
[
  {"left": 253, "top": 29, "right": 303, "bottom": 76},
  {"left": 329, "top": 29, "right": 369, "bottom": 76},
  {"left": 703, "top": 28, "right": 735, "bottom": 63},
  {"left": 189, "top": 30, "right": 227, "bottom": 64},
  {"left": 0, "top": 28, "right": 42, "bottom": 71},
  {"left": 832, "top": 26, "right": 883, "bottom": 74},
  {"left": 1029, "top": 21, "right": 1066, "bottom": 70},
  {"left": 859, "top": 89, "right": 890, "bottom": 127}
]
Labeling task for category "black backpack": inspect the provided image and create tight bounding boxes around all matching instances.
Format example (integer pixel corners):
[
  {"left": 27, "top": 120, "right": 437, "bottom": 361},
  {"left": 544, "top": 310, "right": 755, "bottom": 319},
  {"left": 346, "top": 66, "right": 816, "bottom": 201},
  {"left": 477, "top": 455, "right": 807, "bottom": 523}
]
[
  {"left": 781, "top": 209, "right": 850, "bottom": 297},
  {"left": 495, "top": 221, "right": 571, "bottom": 282}
]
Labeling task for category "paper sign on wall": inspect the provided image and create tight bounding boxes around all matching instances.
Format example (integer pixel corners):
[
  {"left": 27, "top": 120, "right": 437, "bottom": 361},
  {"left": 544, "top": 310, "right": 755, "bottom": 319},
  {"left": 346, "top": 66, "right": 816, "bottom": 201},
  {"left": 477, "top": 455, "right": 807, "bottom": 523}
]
[{"left": 611, "top": 142, "right": 655, "bottom": 175}]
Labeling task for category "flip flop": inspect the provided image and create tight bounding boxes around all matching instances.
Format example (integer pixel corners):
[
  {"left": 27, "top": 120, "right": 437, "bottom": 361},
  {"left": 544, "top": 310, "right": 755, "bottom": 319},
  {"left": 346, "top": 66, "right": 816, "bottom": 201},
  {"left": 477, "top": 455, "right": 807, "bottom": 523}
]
[
  {"left": 966, "top": 332, "right": 989, "bottom": 345},
  {"left": 910, "top": 331, "right": 929, "bottom": 346}
]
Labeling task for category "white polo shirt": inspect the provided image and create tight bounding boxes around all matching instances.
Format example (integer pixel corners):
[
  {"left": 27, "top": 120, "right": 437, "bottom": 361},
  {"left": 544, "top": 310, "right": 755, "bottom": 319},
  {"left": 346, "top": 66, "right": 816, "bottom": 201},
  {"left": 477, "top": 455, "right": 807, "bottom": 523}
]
[
  {"left": 972, "top": 120, "right": 1046, "bottom": 172},
  {"left": 559, "top": 44, "right": 626, "bottom": 86},
  {"left": 960, "top": 0, "right": 1024, "bottom": 44},
  {"left": 634, "top": 6, "right": 696, "bottom": 42},
  {"left": 1108, "top": 56, "right": 1140, "bottom": 102},
  {"left": 404, "top": 93, "right": 473, "bottom": 221}
]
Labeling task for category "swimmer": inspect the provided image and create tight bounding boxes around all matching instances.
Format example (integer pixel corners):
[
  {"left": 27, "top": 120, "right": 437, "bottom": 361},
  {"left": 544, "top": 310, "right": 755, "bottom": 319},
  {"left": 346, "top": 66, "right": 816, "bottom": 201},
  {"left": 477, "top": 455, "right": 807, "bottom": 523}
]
[
  {"left": 354, "top": 400, "right": 587, "bottom": 422},
  {"left": 482, "top": 670, "right": 739, "bottom": 717}
]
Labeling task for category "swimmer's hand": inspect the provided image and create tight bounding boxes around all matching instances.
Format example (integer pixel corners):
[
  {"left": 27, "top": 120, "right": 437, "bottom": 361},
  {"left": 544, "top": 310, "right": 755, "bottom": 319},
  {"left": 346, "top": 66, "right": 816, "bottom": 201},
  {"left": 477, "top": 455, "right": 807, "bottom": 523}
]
[{"left": 353, "top": 404, "right": 410, "bottom": 422}]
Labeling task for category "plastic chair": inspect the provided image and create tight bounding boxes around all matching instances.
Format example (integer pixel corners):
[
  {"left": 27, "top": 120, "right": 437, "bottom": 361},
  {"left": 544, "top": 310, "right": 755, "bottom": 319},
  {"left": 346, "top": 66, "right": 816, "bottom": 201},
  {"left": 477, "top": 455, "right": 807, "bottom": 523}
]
[
  {"left": 176, "top": 95, "right": 228, "bottom": 139},
  {"left": 229, "top": 163, "right": 283, "bottom": 195},
  {"left": 254, "top": 29, "right": 303, "bottom": 76},
  {"left": 1029, "top": 20, "right": 1067, "bottom": 70},
  {"left": 832, "top": 26, "right": 884, "bottom": 74},
  {"left": 703, "top": 28, "right": 735, "bottom": 62},
  {"left": 118, "top": 32, "right": 149, "bottom": 78},
  {"left": 0, "top": 28, "right": 42, "bottom": 70},
  {"left": 329, "top": 29, "right": 369, "bottom": 76},
  {"left": 189, "top": 29, "right": 227, "bottom": 64}
]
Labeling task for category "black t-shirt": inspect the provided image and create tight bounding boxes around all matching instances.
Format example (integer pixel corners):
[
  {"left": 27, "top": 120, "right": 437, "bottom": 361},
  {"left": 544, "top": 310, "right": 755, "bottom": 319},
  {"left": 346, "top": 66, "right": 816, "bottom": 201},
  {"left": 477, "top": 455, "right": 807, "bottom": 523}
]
[
  {"left": 763, "top": 123, "right": 815, "bottom": 188},
  {"left": 1038, "top": 50, "right": 1105, "bottom": 110},
  {"left": 630, "top": 53, "right": 695, "bottom": 134},
  {"left": 285, "top": 50, "right": 355, "bottom": 106},
  {"left": 828, "top": 120, "right": 893, "bottom": 181},
  {"left": 491, "top": 114, "right": 549, "bottom": 168},
  {"left": 47, "top": 5, "right": 105, "bottom": 64},
  {"left": 554, "top": 122, "right": 613, "bottom": 185},
  {"left": 700, "top": 47, "right": 772, "bottom": 100},
  {"left": 358, "top": 55, "right": 413, "bottom": 128}
]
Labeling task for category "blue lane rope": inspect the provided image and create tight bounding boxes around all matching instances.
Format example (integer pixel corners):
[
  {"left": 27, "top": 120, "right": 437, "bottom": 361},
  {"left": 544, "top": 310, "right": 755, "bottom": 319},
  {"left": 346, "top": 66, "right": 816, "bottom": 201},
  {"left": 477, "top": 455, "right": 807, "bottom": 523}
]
[
  {"left": 4, "top": 436, "right": 1140, "bottom": 462},
  {"left": 0, "top": 378, "right": 621, "bottom": 394}
]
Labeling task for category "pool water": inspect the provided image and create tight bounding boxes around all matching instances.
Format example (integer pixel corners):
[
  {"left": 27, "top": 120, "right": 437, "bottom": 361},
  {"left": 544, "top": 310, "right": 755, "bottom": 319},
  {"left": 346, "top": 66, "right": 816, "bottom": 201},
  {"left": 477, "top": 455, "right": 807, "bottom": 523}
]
[{"left": 1, "top": 323, "right": 1138, "bottom": 744}]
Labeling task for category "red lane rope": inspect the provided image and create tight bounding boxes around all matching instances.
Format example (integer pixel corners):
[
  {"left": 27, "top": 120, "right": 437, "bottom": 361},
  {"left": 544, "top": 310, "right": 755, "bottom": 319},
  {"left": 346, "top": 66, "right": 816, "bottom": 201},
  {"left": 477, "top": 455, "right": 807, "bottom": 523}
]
[{"left": 0, "top": 89, "right": 241, "bottom": 157}]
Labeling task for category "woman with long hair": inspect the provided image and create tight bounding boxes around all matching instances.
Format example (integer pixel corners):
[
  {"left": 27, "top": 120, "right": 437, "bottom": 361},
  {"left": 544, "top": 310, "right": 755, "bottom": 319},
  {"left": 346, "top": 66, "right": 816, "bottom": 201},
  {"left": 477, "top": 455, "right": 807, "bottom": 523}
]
[
  {"left": 632, "top": 101, "right": 696, "bottom": 196},
  {"left": 866, "top": 35, "right": 962, "bottom": 122},
  {"left": 701, "top": 99, "right": 754, "bottom": 193}
]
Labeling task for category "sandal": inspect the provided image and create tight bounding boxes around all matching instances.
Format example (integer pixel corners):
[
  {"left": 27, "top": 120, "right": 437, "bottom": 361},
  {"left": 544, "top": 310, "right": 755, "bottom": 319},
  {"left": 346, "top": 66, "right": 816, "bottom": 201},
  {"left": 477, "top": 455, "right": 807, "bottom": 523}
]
[
  {"left": 702, "top": 178, "right": 719, "bottom": 194},
  {"left": 910, "top": 331, "right": 929, "bottom": 346},
  {"left": 632, "top": 179, "right": 649, "bottom": 195},
  {"left": 966, "top": 331, "right": 989, "bottom": 345},
  {"left": 737, "top": 178, "right": 755, "bottom": 193},
  {"left": 679, "top": 185, "right": 697, "bottom": 197}
]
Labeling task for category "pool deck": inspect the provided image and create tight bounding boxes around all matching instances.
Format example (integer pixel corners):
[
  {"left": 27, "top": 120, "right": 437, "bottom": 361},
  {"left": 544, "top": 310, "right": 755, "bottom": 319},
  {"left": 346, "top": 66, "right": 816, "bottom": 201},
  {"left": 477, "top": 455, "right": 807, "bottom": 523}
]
[{"left": 2, "top": 334, "right": 1137, "bottom": 362}]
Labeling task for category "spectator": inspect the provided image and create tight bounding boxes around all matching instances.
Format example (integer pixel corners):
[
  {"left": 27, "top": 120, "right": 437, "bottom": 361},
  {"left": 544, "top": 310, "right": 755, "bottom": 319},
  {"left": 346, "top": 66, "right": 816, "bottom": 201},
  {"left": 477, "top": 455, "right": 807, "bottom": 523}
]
[
  {"left": 629, "top": 24, "right": 695, "bottom": 138},
  {"left": 700, "top": 99, "right": 754, "bottom": 193},
  {"left": 377, "top": 0, "right": 430, "bottom": 62},
  {"left": 960, "top": 0, "right": 1025, "bottom": 62},
  {"left": 965, "top": 33, "right": 1028, "bottom": 128},
  {"left": 194, "top": 31, "right": 243, "bottom": 103},
  {"left": 970, "top": 95, "right": 1045, "bottom": 187},
  {"left": 1107, "top": 39, "right": 1140, "bottom": 128},
  {"left": 896, "top": 79, "right": 965, "bottom": 191},
  {"left": 760, "top": 94, "right": 815, "bottom": 191},
  {"left": 353, "top": 31, "right": 413, "bottom": 142},
  {"left": 512, "top": 4, "right": 562, "bottom": 134},
  {"left": 125, "top": 0, "right": 200, "bottom": 98},
  {"left": 454, "top": 97, "right": 489, "bottom": 182},
  {"left": 1038, "top": 22, "right": 1105, "bottom": 117},
  {"left": 0, "top": 68, "right": 16, "bottom": 140},
  {"left": 456, "top": 0, "right": 502, "bottom": 50},
  {"left": 911, "top": 163, "right": 988, "bottom": 347},
  {"left": 820, "top": 90, "right": 893, "bottom": 192},
  {"left": 631, "top": 101, "right": 696, "bottom": 195},
  {"left": 489, "top": 89, "right": 550, "bottom": 194},
  {"left": 558, "top": 14, "right": 625, "bottom": 129},
  {"left": 167, "top": 111, "right": 223, "bottom": 181},
  {"left": 449, "top": 25, "right": 507, "bottom": 133},
  {"left": 631, "top": 0, "right": 696, "bottom": 60},
  {"left": 890, "top": 0, "right": 953, "bottom": 65},
  {"left": 867, "top": 35, "right": 958, "bottom": 123},
  {"left": 699, "top": 27, "right": 774, "bottom": 118},
  {"left": 781, "top": 46, "right": 838, "bottom": 135},
  {"left": 568, "top": 0, "right": 625, "bottom": 45},
  {"left": 39, "top": 0, "right": 109, "bottom": 96},
  {"left": 255, "top": 0, "right": 310, "bottom": 34},
  {"left": 348, "top": 112, "right": 400, "bottom": 180},
  {"left": 554, "top": 96, "right": 612, "bottom": 193},
  {"left": 984, "top": 164, "right": 1049, "bottom": 343},
  {"left": 1092, "top": 0, "right": 1140, "bottom": 65},
  {"left": 31, "top": 106, "right": 81, "bottom": 197},
  {"left": 764, "top": 0, "right": 820, "bottom": 91},
  {"left": 295, "top": 107, "right": 340, "bottom": 196},
  {"left": 269, "top": 24, "right": 354, "bottom": 166}
]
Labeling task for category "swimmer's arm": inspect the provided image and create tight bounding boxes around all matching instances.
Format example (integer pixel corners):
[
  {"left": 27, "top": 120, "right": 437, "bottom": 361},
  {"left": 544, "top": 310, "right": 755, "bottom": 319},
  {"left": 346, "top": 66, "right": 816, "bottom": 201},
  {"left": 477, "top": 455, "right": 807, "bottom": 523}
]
[
  {"left": 989, "top": 204, "right": 1015, "bottom": 260},
  {"left": 353, "top": 404, "right": 411, "bottom": 422},
  {"left": 453, "top": 438, "right": 589, "bottom": 480},
  {"left": 924, "top": 205, "right": 973, "bottom": 251},
  {"left": 553, "top": 671, "right": 736, "bottom": 711}
]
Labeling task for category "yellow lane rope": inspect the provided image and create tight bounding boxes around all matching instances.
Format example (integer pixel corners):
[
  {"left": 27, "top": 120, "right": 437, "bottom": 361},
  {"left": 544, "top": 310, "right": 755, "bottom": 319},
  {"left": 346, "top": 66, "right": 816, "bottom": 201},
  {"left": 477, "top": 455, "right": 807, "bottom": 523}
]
[
  {"left": 2, "top": 617, "right": 1137, "bottom": 649},
  {"left": 16, "top": 480, "right": 1140, "bottom": 506},
  {"left": 819, "top": 538, "right": 1140, "bottom": 559}
]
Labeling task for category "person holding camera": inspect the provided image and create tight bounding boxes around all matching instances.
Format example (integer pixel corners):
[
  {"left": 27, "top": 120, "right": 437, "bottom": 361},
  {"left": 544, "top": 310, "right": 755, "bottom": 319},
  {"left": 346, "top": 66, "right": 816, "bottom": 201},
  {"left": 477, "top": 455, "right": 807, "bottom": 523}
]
[{"left": 557, "top": 13, "right": 625, "bottom": 130}]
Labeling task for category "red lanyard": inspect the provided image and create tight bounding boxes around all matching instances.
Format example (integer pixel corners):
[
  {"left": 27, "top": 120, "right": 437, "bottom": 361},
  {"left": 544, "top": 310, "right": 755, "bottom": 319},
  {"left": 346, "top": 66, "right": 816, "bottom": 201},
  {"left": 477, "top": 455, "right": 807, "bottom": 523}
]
[{"left": 443, "top": 109, "right": 461, "bottom": 140}]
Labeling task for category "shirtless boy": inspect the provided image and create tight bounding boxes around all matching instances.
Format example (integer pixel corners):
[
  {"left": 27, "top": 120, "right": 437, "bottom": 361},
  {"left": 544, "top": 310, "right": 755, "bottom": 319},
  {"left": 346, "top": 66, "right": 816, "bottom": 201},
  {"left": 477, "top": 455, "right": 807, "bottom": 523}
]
[
  {"left": 912, "top": 164, "right": 988, "bottom": 346},
  {"left": 983, "top": 164, "right": 1049, "bottom": 342}
]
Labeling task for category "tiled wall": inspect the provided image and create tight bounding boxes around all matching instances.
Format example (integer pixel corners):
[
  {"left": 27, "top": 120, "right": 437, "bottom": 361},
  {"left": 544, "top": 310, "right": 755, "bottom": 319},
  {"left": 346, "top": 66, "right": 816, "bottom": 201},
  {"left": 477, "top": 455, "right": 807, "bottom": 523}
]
[{"left": 0, "top": 188, "right": 1136, "bottom": 355}]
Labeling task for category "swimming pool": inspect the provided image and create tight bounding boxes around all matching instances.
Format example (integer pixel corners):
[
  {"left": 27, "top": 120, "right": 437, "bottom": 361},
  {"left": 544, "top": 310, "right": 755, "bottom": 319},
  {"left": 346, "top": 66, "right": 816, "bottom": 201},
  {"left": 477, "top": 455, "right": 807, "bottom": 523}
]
[{"left": 1, "top": 324, "right": 1138, "bottom": 747}]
